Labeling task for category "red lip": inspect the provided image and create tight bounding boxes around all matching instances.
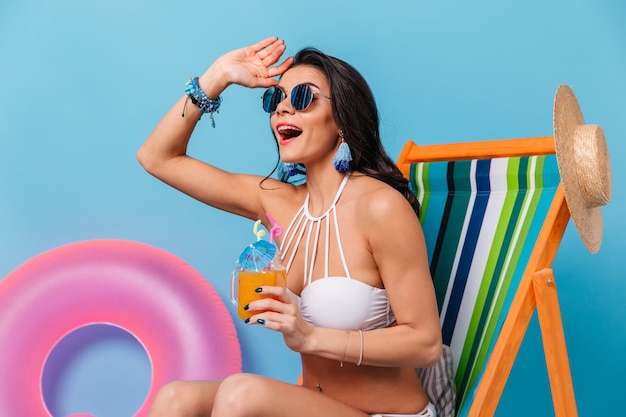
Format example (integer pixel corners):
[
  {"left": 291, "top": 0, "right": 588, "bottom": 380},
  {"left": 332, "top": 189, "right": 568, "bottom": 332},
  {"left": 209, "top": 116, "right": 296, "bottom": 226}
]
[
  {"left": 275, "top": 122, "right": 303, "bottom": 145},
  {"left": 279, "top": 137, "right": 297, "bottom": 146}
]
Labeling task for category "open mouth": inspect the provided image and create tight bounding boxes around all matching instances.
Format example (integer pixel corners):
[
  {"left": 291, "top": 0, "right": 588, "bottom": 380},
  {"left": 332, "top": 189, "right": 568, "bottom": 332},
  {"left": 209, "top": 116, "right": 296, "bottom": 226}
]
[{"left": 277, "top": 125, "right": 302, "bottom": 141}]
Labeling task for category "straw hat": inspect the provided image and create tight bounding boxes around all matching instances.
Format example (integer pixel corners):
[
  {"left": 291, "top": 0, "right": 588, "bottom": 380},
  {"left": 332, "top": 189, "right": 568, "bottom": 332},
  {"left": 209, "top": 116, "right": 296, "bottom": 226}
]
[{"left": 553, "top": 84, "right": 612, "bottom": 254}]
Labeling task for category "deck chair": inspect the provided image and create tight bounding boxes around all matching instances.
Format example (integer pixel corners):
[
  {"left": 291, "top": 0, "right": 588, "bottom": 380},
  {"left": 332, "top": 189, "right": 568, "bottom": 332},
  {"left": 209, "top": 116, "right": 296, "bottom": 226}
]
[{"left": 397, "top": 136, "right": 577, "bottom": 417}]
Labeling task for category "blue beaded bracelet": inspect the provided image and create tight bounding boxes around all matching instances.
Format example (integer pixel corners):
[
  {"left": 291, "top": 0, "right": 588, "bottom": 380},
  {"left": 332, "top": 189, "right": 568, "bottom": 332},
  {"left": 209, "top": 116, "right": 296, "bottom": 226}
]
[{"left": 184, "top": 77, "right": 222, "bottom": 128}]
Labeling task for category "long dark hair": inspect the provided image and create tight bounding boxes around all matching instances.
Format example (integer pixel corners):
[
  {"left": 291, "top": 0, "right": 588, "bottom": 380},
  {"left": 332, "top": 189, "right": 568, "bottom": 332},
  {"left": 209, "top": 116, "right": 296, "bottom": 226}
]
[{"left": 269, "top": 47, "right": 420, "bottom": 217}]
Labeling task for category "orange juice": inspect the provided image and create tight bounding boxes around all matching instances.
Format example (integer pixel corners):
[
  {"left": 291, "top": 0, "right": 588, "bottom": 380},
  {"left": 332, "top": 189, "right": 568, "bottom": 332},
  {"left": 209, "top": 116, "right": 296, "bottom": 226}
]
[{"left": 237, "top": 269, "right": 286, "bottom": 320}]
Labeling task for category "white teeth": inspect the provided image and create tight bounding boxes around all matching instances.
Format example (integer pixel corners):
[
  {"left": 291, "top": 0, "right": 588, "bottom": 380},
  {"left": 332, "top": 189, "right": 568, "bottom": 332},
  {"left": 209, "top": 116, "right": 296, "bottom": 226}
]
[{"left": 277, "top": 125, "right": 302, "bottom": 133}]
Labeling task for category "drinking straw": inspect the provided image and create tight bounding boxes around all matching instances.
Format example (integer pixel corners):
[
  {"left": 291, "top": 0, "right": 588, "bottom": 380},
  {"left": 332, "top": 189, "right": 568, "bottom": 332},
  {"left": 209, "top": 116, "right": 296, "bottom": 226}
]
[
  {"left": 266, "top": 212, "right": 283, "bottom": 244},
  {"left": 253, "top": 219, "right": 266, "bottom": 241}
]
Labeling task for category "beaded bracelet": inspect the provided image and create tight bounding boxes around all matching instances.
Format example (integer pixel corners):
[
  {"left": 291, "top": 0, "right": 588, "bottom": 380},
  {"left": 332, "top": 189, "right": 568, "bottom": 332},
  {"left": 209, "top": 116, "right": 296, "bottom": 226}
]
[{"left": 184, "top": 77, "right": 223, "bottom": 128}]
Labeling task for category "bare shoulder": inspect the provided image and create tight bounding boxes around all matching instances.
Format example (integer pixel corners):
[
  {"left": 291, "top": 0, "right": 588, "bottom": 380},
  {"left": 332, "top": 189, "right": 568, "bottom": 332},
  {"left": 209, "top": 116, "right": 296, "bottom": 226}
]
[{"left": 347, "top": 174, "right": 417, "bottom": 223}]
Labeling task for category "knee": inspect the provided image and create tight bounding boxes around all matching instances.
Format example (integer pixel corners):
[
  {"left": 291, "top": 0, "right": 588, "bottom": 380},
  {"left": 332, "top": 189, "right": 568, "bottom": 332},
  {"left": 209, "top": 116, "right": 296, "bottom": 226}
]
[
  {"left": 149, "top": 381, "right": 194, "bottom": 417},
  {"left": 213, "top": 374, "right": 263, "bottom": 413}
]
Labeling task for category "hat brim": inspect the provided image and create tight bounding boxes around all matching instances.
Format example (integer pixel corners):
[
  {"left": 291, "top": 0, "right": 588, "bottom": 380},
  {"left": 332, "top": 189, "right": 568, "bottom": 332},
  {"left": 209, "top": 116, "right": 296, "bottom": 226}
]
[{"left": 553, "top": 85, "right": 605, "bottom": 253}]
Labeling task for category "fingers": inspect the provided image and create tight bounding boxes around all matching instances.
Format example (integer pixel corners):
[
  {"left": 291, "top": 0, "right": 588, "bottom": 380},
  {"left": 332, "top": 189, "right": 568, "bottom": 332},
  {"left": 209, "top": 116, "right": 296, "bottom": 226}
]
[
  {"left": 247, "top": 287, "right": 293, "bottom": 311},
  {"left": 249, "top": 311, "right": 288, "bottom": 331},
  {"left": 260, "top": 42, "right": 286, "bottom": 65},
  {"left": 268, "top": 56, "right": 294, "bottom": 78},
  {"left": 245, "top": 287, "right": 295, "bottom": 325},
  {"left": 253, "top": 285, "right": 290, "bottom": 300},
  {"left": 256, "top": 38, "right": 283, "bottom": 60},
  {"left": 250, "top": 36, "right": 281, "bottom": 55},
  {"left": 220, "top": 38, "right": 292, "bottom": 89},
  {"left": 253, "top": 38, "right": 293, "bottom": 77},
  {"left": 248, "top": 306, "right": 311, "bottom": 353}
]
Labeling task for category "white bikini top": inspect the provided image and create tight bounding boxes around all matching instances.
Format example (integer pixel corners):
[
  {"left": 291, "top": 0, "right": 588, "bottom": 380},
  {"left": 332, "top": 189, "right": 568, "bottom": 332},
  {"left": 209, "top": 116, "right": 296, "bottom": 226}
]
[{"left": 281, "top": 173, "right": 395, "bottom": 331}]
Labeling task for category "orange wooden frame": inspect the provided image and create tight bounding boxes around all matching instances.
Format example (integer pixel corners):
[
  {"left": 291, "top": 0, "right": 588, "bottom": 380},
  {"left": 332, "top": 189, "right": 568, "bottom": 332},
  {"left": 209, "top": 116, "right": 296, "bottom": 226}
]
[{"left": 396, "top": 136, "right": 578, "bottom": 417}]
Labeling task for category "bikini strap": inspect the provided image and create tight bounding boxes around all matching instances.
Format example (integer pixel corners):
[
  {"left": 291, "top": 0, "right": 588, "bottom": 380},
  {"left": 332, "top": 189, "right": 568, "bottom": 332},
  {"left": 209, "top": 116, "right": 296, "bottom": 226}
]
[
  {"left": 280, "top": 173, "right": 352, "bottom": 285},
  {"left": 303, "top": 173, "right": 350, "bottom": 220}
]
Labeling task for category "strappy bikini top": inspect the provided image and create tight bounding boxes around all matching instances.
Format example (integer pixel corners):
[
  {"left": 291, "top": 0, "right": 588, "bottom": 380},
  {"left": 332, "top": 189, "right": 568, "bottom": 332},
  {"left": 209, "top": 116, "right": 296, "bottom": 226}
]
[{"left": 281, "top": 174, "right": 396, "bottom": 331}]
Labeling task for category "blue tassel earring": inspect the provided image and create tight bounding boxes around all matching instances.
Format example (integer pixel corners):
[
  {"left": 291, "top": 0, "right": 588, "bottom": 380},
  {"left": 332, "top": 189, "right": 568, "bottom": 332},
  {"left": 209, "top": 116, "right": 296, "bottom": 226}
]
[
  {"left": 281, "top": 161, "right": 298, "bottom": 178},
  {"left": 333, "top": 130, "right": 352, "bottom": 173}
]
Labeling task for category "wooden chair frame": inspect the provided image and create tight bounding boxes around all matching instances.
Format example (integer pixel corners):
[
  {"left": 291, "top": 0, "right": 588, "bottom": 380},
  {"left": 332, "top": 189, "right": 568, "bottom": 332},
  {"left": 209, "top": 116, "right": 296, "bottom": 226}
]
[{"left": 397, "top": 136, "right": 578, "bottom": 417}]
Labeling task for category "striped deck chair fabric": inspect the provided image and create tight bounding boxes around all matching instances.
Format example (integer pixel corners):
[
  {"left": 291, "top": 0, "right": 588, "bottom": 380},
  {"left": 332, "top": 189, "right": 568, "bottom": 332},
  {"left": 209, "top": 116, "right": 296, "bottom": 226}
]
[{"left": 407, "top": 153, "right": 561, "bottom": 416}]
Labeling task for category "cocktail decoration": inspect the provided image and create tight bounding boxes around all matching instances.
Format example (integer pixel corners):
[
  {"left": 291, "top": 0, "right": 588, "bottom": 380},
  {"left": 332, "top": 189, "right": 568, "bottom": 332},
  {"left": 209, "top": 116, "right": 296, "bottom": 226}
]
[
  {"left": 230, "top": 214, "right": 286, "bottom": 320},
  {"left": 237, "top": 220, "right": 277, "bottom": 270}
]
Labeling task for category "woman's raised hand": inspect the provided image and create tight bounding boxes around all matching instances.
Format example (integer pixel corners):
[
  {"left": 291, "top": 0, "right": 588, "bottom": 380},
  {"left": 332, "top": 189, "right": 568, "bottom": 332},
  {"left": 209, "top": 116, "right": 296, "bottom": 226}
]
[{"left": 201, "top": 37, "right": 293, "bottom": 94}]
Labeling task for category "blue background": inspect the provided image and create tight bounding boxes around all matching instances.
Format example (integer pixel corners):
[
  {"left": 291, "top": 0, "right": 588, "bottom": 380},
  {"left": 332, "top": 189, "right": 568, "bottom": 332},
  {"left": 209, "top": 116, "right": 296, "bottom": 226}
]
[{"left": 1, "top": 0, "right": 624, "bottom": 416}]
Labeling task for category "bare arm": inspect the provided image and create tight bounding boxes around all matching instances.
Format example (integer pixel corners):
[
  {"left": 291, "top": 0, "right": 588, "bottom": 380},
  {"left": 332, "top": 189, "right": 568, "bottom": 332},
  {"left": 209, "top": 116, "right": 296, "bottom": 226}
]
[
  {"left": 137, "top": 37, "right": 294, "bottom": 219},
  {"left": 361, "top": 189, "right": 442, "bottom": 367}
]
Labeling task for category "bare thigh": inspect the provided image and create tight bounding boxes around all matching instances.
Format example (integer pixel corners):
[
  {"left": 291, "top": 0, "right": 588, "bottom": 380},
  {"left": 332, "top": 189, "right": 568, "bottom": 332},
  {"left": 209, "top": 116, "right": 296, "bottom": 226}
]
[
  {"left": 213, "top": 373, "right": 372, "bottom": 417},
  {"left": 147, "top": 379, "right": 221, "bottom": 417}
]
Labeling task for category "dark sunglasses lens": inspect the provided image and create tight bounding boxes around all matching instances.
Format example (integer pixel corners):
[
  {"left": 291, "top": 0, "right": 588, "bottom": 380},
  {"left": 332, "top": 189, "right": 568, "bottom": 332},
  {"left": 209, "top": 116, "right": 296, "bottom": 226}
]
[
  {"left": 291, "top": 84, "right": 314, "bottom": 111},
  {"left": 262, "top": 87, "right": 284, "bottom": 113}
]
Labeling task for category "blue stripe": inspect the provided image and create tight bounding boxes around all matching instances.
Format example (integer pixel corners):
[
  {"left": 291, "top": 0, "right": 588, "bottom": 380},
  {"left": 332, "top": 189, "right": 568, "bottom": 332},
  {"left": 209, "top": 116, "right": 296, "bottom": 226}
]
[
  {"left": 456, "top": 157, "right": 530, "bottom": 399},
  {"left": 442, "top": 159, "right": 492, "bottom": 345},
  {"left": 431, "top": 161, "right": 473, "bottom": 311}
]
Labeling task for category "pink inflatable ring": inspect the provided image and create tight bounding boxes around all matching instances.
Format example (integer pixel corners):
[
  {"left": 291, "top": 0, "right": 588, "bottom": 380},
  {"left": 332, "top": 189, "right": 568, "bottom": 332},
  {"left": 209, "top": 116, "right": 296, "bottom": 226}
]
[{"left": 0, "top": 239, "right": 241, "bottom": 417}]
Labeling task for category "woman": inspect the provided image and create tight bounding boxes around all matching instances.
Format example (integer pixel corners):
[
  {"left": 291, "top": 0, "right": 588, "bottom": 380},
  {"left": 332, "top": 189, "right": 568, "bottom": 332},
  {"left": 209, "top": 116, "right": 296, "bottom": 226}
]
[{"left": 138, "top": 37, "right": 442, "bottom": 417}]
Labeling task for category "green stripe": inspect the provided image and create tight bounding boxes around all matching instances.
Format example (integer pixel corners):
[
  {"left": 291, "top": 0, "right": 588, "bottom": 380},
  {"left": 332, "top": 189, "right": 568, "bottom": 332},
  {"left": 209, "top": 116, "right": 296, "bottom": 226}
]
[
  {"left": 477, "top": 156, "right": 546, "bottom": 356},
  {"left": 410, "top": 162, "right": 429, "bottom": 225},
  {"left": 458, "top": 156, "right": 550, "bottom": 409},
  {"left": 407, "top": 155, "right": 559, "bottom": 414},
  {"left": 482, "top": 157, "right": 544, "bottom": 351},
  {"left": 455, "top": 157, "right": 520, "bottom": 389}
]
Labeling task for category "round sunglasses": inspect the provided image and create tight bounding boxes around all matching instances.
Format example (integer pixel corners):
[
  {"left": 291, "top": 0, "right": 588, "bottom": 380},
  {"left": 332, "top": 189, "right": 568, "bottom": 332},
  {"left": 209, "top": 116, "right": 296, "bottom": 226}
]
[{"left": 262, "top": 83, "right": 331, "bottom": 113}]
